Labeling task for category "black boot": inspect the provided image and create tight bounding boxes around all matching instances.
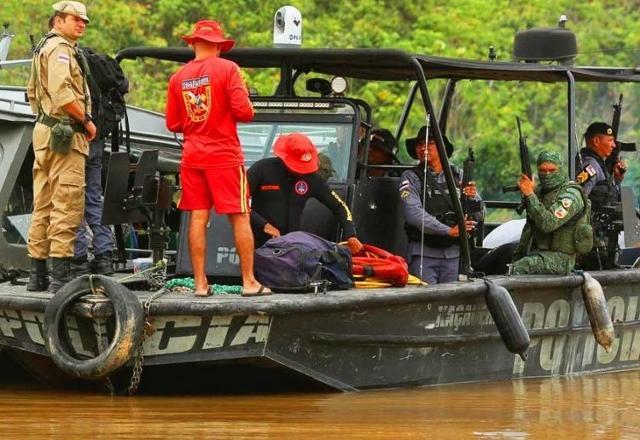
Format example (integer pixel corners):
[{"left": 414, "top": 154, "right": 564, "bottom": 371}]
[
  {"left": 71, "top": 255, "right": 91, "bottom": 277},
  {"left": 49, "top": 257, "right": 73, "bottom": 294},
  {"left": 92, "top": 251, "right": 114, "bottom": 276},
  {"left": 27, "top": 258, "right": 49, "bottom": 292}
]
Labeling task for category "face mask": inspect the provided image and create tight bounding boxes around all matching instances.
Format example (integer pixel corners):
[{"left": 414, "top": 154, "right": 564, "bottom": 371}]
[{"left": 538, "top": 171, "right": 566, "bottom": 191}]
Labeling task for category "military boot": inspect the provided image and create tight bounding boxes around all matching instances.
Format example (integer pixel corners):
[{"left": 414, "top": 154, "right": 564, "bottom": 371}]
[
  {"left": 71, "top": 255, "right": 91, "bottom": 277},
  {"left": 26, "top": 258, "right": 49, "bottom": 292},
  {"left": 49, "top": 257, "right": 73, "bottom": 294},
  {"left": 92, "top": 251, "right": 114, "bottom": 276}
]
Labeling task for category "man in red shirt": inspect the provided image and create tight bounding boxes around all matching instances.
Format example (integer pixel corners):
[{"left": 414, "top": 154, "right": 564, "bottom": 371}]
[{"left": 166, "top": 20, "right": 270, "bottom": 297}]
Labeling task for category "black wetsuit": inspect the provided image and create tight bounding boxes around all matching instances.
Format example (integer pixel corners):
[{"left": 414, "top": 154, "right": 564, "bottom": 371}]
[{"left": 248, "top": 157, "right": 357, "bottom": 248}]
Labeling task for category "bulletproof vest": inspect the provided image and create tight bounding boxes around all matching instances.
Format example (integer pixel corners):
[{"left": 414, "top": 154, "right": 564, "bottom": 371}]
[
  {"left": 532, "top": 182, "right": 590, "bottom": 255},
  {"left": 404, "top": 166, "right": 459, "bottom": 248},
  {"left": 580, "top": 148, "right": 617, "bottom": 207}
]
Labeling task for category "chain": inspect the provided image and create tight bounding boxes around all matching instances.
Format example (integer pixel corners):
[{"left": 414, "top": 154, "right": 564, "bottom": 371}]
[{"left": 127, "top": 287, "right": 169, "bottom": 396}]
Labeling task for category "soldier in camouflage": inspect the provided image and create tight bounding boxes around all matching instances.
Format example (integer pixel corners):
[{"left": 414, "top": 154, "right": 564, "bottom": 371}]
[{"left": 512, "top": 151, "right": 592, "bottom": 275}]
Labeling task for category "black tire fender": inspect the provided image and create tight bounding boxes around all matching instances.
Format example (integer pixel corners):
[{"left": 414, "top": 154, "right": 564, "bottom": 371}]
[{"left": 44, "top": 275, "right": 144, "bottom": 380}]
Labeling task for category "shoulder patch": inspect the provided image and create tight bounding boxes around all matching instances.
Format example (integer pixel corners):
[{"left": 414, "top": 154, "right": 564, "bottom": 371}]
[
  {"left": 576, "top": 164, "right": 597, "bottom": 184},
  {"left": 561, "top": 198, "right": 572, "bottom": 209},
  {"left": 400, "top": 190, "right": 410, "bottom": 199},
  {"left": 57, "top": 53, "right": 70, "bottom": 64},
  {"left": 554, "top": 207, "right": 568, "bottom": 219}
]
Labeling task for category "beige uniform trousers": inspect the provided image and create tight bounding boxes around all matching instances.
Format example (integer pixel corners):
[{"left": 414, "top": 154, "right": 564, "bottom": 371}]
[{"left": 27, "top": 124, "right": 86, "bottom": 259}]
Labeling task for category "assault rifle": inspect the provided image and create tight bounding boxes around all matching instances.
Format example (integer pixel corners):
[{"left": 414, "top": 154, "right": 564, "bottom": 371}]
[
  {"left": 460, "top": 147, "right": 482, "bottom": 245},
  {"left": 502, "top": 117, "right": 532, "bottom": 214},
  {"left": 606, "top": 94, "right": 637, "bottom": 175}
]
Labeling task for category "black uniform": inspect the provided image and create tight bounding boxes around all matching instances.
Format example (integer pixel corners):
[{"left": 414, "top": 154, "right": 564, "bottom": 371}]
[
  {"left": 578, "top": 148, "right": 621, "bottom": 269},
  {"left": 248, "top": 157, "right": 357, "bottom": 247}
]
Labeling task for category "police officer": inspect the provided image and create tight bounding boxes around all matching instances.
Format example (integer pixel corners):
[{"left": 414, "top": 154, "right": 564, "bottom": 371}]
[
  {"left": 248, "top": 133, "right": 364, "bottom": 254},
  {"left": 365, "top": 128, "right": 400, "bottom": 178},
  {"left": 400, "top": 126, "right": 478, "bottom": 284},
  {"left": 72, "top": 136, "right": 114, "bottom": 276},
  {"left": 26, "top": 1, "right": 96, "bottom": 293},
  {"left": 512, "top": 152, "right": 591, "bottom": 275},
  {"left": 576, "top": 122, "right": 624, "bottom": 269}
]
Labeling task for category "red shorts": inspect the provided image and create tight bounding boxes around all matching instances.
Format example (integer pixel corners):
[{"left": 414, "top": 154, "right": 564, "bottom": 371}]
[{"left": 178, "top": 165, "right": 250, "bottom": 214}]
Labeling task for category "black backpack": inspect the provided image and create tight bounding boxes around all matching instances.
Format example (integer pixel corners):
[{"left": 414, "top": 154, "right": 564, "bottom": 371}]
[
  {"left": 254, "top": 231, "right": 354, "bottom": 293},
  {"left": 80, "top": 47, "right": 129, "bottom": 140}
]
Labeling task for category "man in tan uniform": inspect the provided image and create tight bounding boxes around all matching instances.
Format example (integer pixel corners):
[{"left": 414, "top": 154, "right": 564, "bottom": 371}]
[{"left": 26, "top": 1, "right": 96, "bottom": 293}]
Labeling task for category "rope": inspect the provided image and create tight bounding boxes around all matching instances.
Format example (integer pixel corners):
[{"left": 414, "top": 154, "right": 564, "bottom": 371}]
[
  {"left": 164, "top": 277, "right": 243, "bottom": 295},
  {"left": 118, "top": 259, "right": 167, "bottom": 283}
]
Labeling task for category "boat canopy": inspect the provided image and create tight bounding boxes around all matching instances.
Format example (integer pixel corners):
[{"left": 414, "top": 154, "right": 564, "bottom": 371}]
[{"left": 115, "top": 47, "right": 640, "bottom": 83}]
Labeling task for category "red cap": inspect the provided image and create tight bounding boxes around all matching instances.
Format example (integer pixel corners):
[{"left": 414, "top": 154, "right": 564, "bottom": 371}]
[
  {"left": 182, "top": 20, "right": 235, "bottom": 53},
  {"left": 273, "top": 133, "right": 319, "bottom": 175}
]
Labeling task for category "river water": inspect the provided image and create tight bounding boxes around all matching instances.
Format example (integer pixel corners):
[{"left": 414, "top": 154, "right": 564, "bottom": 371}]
[{"left": 1, "top": 370, "right": 639, "bottom": 439}]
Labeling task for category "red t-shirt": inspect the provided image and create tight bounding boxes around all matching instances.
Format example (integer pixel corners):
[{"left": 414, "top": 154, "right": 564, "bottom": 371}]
[{"left": 166, "top": 56, "right": 254, "bottom": 168}]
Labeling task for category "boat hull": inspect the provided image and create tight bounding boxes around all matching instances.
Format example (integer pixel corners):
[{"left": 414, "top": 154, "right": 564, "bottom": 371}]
[{"left": 1, "top": 271, "right": 640, "bottom": 391}]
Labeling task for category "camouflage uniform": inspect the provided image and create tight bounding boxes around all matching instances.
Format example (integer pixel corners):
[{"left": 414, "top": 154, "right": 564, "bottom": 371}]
[{"left": 512, "top": 152, "right": 590, "bottom": 275}]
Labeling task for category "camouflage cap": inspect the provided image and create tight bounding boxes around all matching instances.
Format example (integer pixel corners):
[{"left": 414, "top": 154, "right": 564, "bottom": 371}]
[
  {"left": 584, "top": 121, "right": 614, "bottom": 139},
  {"left": 536, "top": 151, "right": 563, "bottom": 167},
  {"left": 52, "top": 1, "right": 89, "bottom": 22}
]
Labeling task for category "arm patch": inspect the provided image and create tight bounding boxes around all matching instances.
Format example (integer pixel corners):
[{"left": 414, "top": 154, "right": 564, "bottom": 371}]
[{"left": 576, "top": 164, "right": 597, "bottom": 185}]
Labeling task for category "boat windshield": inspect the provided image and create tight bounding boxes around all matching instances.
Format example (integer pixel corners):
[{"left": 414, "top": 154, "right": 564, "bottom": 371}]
[{"left": 238, "top": 121, "right": 354, "bottom": 183}]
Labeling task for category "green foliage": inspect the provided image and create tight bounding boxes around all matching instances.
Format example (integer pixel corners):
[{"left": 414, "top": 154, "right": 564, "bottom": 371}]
[{"left": 2, "top": 0, "right": 639, "bottom": 202}]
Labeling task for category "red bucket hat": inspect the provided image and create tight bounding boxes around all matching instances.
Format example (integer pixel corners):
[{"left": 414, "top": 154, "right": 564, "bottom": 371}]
[
  {"left": 273, "top": 133, "right": 319, "bottom": 175},
  {"left": 182, "top": 20, "right": 235, "bottom": 53}
]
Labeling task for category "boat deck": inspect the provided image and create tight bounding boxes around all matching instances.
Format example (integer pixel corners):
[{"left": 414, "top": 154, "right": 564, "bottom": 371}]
[{"left": 2, "top": 270, "right": 638, "bottom": 318}]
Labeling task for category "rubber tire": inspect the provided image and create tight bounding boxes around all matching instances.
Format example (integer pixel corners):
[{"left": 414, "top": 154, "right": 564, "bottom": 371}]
[{"left": 44, "top": 274, "right": 144, "bottom": 380}]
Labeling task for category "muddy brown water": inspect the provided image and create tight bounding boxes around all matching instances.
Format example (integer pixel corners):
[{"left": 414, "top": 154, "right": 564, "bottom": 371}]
[{"left": 1, "top": 370, "right": 639, "bottom": 439}]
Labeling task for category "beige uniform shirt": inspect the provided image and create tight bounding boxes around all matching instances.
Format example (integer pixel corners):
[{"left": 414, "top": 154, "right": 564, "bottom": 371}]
[{"left": 27, "top": 31, "right": 90, "bottom": 155}]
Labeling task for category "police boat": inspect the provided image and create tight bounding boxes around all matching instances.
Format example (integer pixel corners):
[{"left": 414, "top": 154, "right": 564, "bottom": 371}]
[{"left": 1, "top": 13, "right": 640, "bottom": 393}]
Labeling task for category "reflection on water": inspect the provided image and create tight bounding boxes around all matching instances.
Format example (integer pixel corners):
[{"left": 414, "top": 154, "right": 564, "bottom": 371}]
[{"left": 1, "top": 370, "right": 640, "bottom": 439}]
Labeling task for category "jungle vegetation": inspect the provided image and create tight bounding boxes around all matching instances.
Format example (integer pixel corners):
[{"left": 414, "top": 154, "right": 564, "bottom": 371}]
[{"left": 2, "top": 0, "right": 639, "bottom": 212}]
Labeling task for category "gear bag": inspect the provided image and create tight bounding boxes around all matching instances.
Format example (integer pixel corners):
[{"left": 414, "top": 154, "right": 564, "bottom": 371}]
[
  {"left": 80, "top": 47, "right": 129, "bottom": 140},
  {"left": 49, "top": 119, "right": 75, "bottom": 153},
  {"left": 254, "top": 231, "right": 354, "bottom": 292}
]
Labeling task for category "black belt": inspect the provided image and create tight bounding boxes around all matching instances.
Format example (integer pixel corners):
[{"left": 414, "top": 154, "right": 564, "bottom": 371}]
[{"left": 36, "top": 113, "right": 85, "bottom": 133}]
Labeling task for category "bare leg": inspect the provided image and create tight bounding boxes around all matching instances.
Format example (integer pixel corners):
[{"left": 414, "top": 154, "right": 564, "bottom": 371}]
[
  {"left": 189, "top": 209, "right": 210, "bottom": 293},
  {"left": 228, "top": 213, "right": 271, "bottom": 295}
]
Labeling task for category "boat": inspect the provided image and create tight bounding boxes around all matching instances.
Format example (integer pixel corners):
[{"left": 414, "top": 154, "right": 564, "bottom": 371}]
[{"left": 1, "top": 15, "right": 640, "bottom": 393}]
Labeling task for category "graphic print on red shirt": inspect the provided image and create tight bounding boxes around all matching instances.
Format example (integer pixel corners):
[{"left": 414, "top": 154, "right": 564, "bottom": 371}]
[
  {"left": 181, "top": 76, "right": 211, "bottom": 122},
  {"left": 166, "top": 56, "right": 255, "bottom": 169}
]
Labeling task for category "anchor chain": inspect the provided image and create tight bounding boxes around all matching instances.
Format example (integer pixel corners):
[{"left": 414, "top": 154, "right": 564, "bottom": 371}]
[
  {"left": 142, "top": 259, "right": 168, "bottom": 292},
  {"left": 127, "top": 287, "right": 168, "bottom": 395}
]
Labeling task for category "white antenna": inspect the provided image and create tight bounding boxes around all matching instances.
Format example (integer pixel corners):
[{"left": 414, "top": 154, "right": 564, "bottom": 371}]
[
  {"left": 419, "top": 114, "right": 430, "bottom": 284},
  {"left": 273, "top": 6, "right": 302, "bottom": 48}
]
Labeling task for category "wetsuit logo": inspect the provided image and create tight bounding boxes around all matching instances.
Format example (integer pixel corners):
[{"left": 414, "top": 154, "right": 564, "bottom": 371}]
[
  {"left": 181, "top": 75, "right": 211, "bottom": 122},
  {"left": 294, "top": 180, "right": 309, "bottom": 195}
]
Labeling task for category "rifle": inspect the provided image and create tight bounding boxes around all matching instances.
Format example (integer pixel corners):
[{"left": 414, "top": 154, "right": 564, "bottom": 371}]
[
  {"left": 460, "top": 147, "right": 476, "bottom": 215},
  {"left": 502, "top": 117, "right": 532, "bottom": 214},
  {"left": 460, "top": 147, "right": 482, "bottom": 246},
  {"left": 606, "top": 94, "right": 637, "bottom": 175}
]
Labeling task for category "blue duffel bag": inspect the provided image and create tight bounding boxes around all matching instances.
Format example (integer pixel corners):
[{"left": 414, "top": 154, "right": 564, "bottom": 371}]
[{"left": 254, "top": 231, "right": 354, "bottom": 292}]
